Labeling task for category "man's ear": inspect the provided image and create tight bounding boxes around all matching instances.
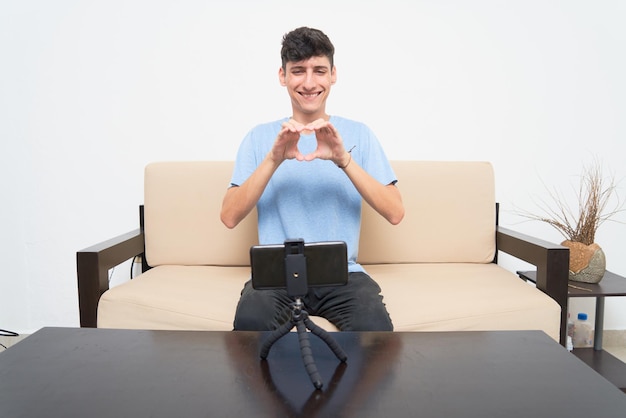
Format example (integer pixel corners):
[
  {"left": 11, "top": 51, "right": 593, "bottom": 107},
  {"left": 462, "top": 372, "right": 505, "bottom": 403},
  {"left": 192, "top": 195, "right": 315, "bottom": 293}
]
[
  {"left": 278, "top": 67, "right": 286, "bottom": 86},
  {"left": 331, "top": 66, "right": 337, "bottom": 85}
]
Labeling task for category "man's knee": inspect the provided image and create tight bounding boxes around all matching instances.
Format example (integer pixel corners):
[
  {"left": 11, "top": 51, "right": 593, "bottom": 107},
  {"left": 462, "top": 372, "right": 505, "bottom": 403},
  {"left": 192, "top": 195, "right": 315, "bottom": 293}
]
[{"left": 233, "top": 286, "right": 290, "bottom": 331}]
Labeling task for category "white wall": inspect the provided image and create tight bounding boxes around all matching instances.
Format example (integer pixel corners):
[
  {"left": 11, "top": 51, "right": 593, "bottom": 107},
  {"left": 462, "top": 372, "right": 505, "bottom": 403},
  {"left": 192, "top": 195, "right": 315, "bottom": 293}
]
[{"left": 2, "top": 0, "right": 625, "bottom": 334}]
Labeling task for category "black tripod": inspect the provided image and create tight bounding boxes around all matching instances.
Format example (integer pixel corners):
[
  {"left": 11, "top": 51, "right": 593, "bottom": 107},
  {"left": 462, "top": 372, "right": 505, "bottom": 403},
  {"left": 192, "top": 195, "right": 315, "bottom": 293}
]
[{"left": 259, "top": 240, "right": 347, "bottom": 390}]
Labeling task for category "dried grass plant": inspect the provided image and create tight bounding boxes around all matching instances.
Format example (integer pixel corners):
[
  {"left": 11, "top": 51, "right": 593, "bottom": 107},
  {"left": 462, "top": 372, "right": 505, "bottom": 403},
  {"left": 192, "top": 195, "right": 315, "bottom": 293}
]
[{"left": 518, "top": 161, "right": 624, "bottom": 246}]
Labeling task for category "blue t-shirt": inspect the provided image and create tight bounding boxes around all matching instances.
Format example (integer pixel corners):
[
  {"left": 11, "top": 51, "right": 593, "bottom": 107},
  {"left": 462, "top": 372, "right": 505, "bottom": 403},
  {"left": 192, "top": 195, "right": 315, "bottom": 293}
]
[{"left": 230, "top": 116, "right": 396, "bottom": 272}]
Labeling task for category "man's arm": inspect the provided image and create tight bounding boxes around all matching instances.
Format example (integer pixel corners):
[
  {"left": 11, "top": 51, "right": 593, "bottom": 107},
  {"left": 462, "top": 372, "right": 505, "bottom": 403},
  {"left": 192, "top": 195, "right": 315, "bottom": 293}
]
[
  {"left": 304, "top": 120, "right": 405, "bottom": 226},
  {"left": 222, "top": 119, "right": 404, "bottom": 229},
  {"left": 220, "top": 156, "right": 279, "bottom": 229},
  {"left": 341, "top": 159, "right": 404, "bottom": 225},
  {"left": 221, "top": 121, "right": 303, "bottom": 229}
]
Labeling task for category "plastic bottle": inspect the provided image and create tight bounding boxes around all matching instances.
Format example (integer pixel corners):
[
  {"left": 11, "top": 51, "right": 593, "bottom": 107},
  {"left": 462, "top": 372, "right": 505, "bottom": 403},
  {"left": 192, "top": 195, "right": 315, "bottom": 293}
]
[
  {"left": 566, "top": 336, "right": 574, "bottom": 351},
  {"left": 565, "top": 312, "right": 575, "bottom": 351},
  {"left": 567, "top": 313, "right": 575, "bottom": 339},
  {"left": 572, "top": 313, "right": 593, "bottom": 348}
]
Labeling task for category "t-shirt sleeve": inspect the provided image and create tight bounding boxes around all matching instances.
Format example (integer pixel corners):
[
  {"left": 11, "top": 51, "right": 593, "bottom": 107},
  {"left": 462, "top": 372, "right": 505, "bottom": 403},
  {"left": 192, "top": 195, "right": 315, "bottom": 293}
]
[{"left": 229, "top": 129, "right": 260, "bottom": 188}]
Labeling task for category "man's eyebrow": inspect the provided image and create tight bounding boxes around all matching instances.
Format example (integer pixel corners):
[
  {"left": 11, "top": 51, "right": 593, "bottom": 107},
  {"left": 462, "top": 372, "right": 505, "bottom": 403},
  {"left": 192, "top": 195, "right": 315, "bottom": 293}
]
[{"left": 289, "top": 65, "right": 330, "bottom": 71}]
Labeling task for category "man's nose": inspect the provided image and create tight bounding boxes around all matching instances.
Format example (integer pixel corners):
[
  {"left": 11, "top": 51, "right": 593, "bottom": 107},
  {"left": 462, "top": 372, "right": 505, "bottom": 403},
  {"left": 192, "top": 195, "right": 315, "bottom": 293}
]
[{"left": 303, "top": 70, "right": 316, "bottom": 89}]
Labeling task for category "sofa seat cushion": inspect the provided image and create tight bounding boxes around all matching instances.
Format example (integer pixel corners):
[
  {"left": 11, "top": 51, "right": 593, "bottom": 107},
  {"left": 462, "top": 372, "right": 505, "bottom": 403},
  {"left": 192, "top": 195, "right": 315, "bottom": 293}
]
[
  {"left": 98, "top": 265, "right": 246, "bottom": 331},
  {"left": 366, "top": 263, "right": 561, "bottom": 341},
  {"left": 99, "top": 263, "right": 559, "bottom": 341},
  {"left": 98, "top": 265, "right": 338, "bottom": 332}
]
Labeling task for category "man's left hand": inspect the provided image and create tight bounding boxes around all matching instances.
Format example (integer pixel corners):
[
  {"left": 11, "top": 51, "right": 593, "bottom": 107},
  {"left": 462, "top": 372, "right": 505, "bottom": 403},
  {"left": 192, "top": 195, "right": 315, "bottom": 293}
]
[{"left": 299, "top": 119, "right": 349, "bottom": 167}]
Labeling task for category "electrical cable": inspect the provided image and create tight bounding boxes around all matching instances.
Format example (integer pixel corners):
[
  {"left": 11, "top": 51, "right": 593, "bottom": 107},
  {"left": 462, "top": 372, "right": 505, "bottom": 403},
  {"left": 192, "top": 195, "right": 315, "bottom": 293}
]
[
  {"left": 0, "top": 328, "right": 19, "bottom": 350},
  {"left": 0, "top": 328, "right": 18, "bottom": 337},
  {"left": 130, "top": 255, "right": 138, "bottom": 279}
]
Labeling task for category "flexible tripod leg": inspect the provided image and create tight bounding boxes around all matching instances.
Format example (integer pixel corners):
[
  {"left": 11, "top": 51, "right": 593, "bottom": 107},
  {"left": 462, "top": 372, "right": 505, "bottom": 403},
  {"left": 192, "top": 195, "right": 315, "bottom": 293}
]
[
  {"left": 295, "top": 319, "right": 323, "bottom": 389},
  {"left": 259, "top": 299, "right": 348, "bottom": 390},
  {"left": 303, "top": 314, "right": 348, "bottom": 362},
  {"left": 260, "top": 319, "right": 295, "bottom": 359}
]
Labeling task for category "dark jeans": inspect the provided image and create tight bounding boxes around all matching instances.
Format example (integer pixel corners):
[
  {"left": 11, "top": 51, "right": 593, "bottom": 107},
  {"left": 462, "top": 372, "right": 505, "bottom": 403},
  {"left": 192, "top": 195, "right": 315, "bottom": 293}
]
[{"left": 233, "top": 272, "right": 393, "bottom": 331}]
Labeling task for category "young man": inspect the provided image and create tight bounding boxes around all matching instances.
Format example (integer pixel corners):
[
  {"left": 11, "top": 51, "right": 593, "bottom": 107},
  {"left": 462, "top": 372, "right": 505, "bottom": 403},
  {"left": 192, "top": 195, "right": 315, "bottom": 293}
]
[{"left": 221, "top": 27, "right": 404, "bottom": 331}]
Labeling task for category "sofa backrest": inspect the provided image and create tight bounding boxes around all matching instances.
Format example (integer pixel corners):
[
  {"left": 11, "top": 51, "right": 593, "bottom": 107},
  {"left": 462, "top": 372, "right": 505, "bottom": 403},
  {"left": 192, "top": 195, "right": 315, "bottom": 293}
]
[
  {"left": 358, "top": 161, "right": 496, "bottom": 264},
  {"left": 143, "top": 160, "right": 496, "bottom": 267},
  {"left": 144, "top": 161, "right": 258, "bottom": 267}
]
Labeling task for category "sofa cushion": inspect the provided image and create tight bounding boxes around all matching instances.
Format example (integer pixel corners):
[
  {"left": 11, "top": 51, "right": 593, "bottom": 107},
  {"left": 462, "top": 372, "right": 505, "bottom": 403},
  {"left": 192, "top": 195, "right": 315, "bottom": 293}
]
[
  {"left": 368, "top": 263, "right": 560, "bottom": 341},
  {"left": 144, "top": 161, "right": 258, "bottom": 267},
  {"left": 98, "top": 263, "right": 560, "bottom": 342},
  {"left": 144, "top": 160, "right": 496, "bottom": 267},
  {"left": 98, "top": 265, "right": 336, "bottom": 332},
  {"left": 359, "top": 161, "right": 496, "bottom": 264},
  {"left": 98, "top": 265, "right": 245, "bottom": 330}
]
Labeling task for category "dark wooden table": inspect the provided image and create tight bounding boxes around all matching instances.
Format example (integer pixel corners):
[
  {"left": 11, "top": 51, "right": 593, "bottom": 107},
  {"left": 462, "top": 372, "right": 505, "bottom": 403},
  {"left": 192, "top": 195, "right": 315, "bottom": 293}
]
[{"left": 1, "top": 327, "right": 625, "bottom": 417}]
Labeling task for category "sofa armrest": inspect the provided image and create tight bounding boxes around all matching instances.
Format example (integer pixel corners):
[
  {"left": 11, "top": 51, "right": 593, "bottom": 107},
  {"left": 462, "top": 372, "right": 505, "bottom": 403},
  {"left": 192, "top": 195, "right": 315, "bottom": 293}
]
[
  {"left": 76, "top": 229, "right": 145, "bottom": 328},
  {"left": 496, "top": 226, "right": 570, "bottom": 345}
]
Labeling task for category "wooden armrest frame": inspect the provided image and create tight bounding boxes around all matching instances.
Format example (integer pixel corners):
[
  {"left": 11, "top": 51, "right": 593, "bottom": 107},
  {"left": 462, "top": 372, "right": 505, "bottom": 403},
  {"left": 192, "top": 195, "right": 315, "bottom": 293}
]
[
  {"left": 496, "top": 226, "right": 570, "bottom": 345},
  {"left": 76, "top": 229, "right": 145, "bottom": 327}
]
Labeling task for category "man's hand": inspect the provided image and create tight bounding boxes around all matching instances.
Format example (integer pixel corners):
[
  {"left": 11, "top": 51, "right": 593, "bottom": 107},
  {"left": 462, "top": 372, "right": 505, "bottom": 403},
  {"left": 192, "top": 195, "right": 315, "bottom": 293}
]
[
  {"left": 301, "top": 119, "right": 349, "bottom": 166},
  {"left": 269, "top": 119, "right": 349, "bottom": 167},
  {"left": 268, "top": 119, "right": 306, "bottom": 164}
]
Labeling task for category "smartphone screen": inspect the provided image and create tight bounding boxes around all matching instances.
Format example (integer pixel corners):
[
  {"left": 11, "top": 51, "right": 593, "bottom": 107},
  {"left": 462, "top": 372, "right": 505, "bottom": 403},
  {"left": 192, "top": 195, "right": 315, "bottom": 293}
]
[{"left": 250, "top": 241, "right": 348, "bottom": 289}]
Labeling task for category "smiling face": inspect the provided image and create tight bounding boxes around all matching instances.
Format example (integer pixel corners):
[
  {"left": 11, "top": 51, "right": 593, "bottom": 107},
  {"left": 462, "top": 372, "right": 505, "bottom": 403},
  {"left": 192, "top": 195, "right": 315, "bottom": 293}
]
[{"left": 279, "top": 55, "right": 337, "bottom": 123}]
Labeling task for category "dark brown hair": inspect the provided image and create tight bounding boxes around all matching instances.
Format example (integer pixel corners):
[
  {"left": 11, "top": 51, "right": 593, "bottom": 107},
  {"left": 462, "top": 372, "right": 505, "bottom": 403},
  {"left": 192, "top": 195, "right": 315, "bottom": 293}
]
[{"left": 281, "top": 27, "right": 335, "bottom": 70}]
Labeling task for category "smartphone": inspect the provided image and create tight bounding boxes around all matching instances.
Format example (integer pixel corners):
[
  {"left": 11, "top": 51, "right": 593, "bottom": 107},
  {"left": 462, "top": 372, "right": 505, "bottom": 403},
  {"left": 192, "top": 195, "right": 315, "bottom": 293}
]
[{"left": 250, "top": 241, "right": 348, "bottom": 289}]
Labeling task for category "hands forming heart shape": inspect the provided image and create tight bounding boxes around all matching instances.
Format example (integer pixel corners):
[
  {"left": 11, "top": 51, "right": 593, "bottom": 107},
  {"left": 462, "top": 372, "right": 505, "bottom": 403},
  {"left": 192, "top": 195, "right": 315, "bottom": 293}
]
[{"left": 271, "top": 118, "right": 350, "bottom": 167}]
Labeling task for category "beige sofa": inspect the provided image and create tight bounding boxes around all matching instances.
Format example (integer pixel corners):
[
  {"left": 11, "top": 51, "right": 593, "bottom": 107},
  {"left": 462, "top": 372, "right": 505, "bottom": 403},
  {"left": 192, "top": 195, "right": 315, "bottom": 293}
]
[{"left": 77, "top": 161, "right": 570, "bottom": 344}]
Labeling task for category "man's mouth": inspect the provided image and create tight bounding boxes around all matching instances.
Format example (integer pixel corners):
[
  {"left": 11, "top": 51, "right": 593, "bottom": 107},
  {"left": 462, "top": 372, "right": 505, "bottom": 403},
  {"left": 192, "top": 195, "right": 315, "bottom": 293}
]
[{"left": 299, "top": 92, "right": 322, "bottom": 99}]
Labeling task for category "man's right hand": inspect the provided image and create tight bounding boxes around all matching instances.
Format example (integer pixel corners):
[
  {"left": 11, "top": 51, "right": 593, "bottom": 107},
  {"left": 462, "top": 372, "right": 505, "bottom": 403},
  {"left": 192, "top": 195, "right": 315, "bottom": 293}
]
[{"left": 268, "top": 119, "right": 305, "bottom": 163}]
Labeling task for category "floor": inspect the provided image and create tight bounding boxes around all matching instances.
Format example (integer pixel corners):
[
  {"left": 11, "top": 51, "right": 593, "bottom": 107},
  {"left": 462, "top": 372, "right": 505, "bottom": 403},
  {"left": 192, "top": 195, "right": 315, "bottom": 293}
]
[
  {"left": 603, "top": 329, "right": 626, "bottom": 363},
  {"left": 607, "top": 346, "right": 626, "bottom": 363},
  {"left": 0, "top": 333, "right": 30, "bottom": 350}
]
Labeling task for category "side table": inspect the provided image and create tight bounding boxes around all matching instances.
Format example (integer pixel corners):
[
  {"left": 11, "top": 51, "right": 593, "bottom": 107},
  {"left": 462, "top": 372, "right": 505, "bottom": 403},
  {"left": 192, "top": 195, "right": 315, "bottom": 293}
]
[{"left": 518, "top": 270, "right": 626, "bottom": 392}]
